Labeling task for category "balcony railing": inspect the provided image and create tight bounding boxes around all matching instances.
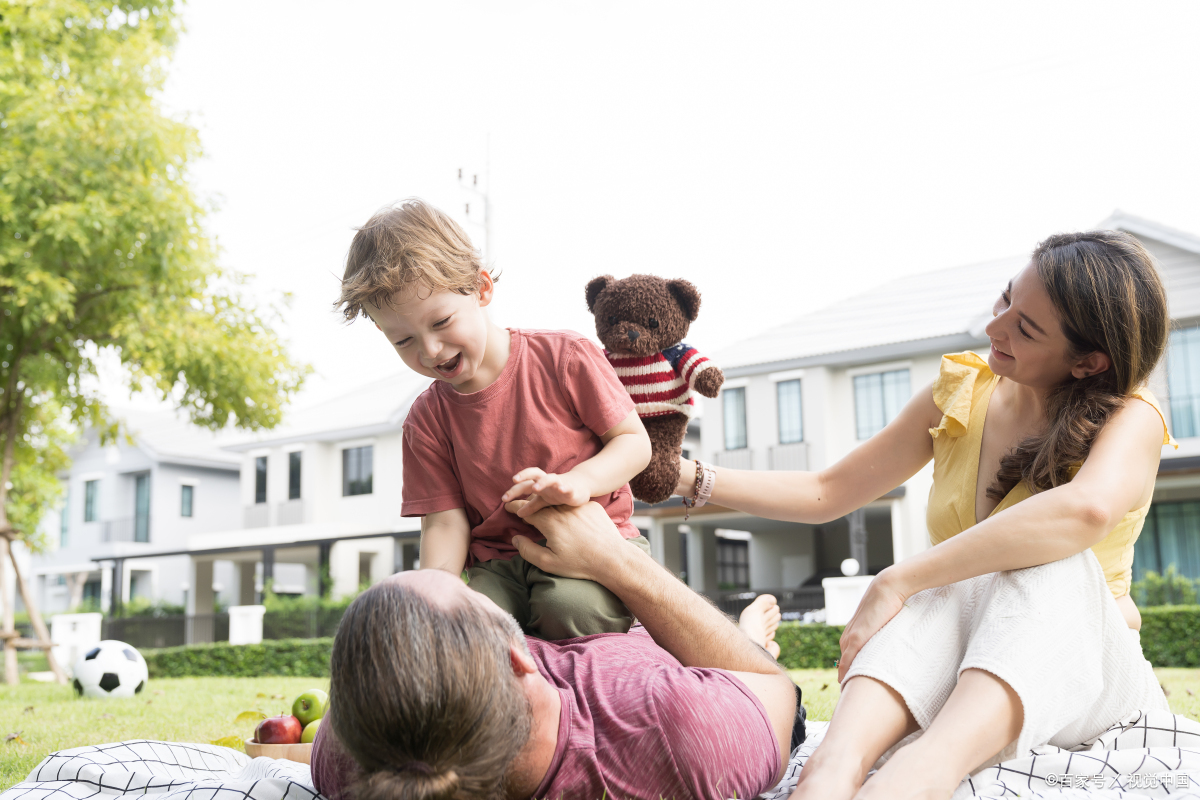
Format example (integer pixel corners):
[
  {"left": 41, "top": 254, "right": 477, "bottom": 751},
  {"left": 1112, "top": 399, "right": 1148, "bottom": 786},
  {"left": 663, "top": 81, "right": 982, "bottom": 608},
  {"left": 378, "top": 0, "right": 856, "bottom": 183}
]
[
  {"left": 276, "top": 499, "right": 306, "bottom": 526},
  {"left": 102, "top": 516, "right": 151, "bottom": 543},
  {"left": 243, "top": 503, "right": 269, "bottom": 528},
  {"left": 769, "top": 442, "right": 809, "bottom": 471},
  {"left": 714, "top": 449, "right": 754, "bottom": 469}
]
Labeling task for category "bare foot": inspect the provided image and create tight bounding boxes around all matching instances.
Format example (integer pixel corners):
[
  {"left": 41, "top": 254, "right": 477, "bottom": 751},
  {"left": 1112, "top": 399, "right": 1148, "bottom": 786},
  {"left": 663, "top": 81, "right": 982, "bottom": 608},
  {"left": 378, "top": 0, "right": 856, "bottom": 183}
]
[
  {"left": 788, "top": 747, "right": 867, "bottom": 800},
  {"left": 852, "top": 742, "right": 960, "bottom": 800},
  {"left": 739, "top": 593, "right": 782, "bottom": 656}
]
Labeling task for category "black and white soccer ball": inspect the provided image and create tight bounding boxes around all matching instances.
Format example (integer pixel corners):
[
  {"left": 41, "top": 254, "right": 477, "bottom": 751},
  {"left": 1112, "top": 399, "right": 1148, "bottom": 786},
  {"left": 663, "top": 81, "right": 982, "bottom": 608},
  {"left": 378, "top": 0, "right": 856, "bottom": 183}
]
[{"left": 71, "top": 640, "right": 149, "bottom": 698}]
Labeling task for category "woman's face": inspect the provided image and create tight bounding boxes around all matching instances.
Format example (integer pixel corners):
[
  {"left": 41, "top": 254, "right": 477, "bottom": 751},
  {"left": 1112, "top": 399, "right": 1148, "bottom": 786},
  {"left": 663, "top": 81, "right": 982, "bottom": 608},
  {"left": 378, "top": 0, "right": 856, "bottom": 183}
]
[{"left": 984, "top": 263, "right": 1081, "bottom": 390}]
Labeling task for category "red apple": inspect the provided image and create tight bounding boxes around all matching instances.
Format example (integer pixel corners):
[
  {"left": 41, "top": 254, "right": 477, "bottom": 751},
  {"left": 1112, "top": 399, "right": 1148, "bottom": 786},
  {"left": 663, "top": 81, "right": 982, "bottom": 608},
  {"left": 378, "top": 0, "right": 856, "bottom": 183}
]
[{"left": 255, "top": 714, "right": 302, "bottom": 744}]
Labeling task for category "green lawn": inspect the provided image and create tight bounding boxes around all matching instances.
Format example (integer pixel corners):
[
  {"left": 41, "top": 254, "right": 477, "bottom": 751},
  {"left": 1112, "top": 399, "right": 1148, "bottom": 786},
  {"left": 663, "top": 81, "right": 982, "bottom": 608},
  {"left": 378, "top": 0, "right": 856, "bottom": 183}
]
[
  {"left": 2, "top": 670, "right": 1198, "bottom": 791},
  {"left": 0, "top": 677, "right": 329, "bottom": 790}
]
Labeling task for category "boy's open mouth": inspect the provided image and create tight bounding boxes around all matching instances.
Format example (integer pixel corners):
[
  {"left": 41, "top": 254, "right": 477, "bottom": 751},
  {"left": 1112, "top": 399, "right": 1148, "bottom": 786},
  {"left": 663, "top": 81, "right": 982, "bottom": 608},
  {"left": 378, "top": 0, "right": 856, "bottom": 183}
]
[{"left": 434, "top": 353, "right": 462, "bottom": 377}]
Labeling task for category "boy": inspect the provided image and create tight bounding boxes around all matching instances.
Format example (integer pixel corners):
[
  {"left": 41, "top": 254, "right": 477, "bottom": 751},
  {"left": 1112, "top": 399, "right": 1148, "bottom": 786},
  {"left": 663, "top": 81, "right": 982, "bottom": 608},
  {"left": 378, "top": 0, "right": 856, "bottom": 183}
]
[{"left": 336, "top": 199, "right": 653, "bottom": 640}]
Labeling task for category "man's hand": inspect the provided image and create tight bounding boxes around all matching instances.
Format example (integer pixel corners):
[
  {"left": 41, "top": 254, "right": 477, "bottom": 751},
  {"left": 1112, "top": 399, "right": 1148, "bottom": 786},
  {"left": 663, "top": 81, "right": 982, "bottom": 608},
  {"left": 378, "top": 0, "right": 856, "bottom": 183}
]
[
  {"left": 504, "top": 500, "right": 630, "bottom": 581},
  {"left": 502, "top": 468, "right": 592, "bottom": 518}
]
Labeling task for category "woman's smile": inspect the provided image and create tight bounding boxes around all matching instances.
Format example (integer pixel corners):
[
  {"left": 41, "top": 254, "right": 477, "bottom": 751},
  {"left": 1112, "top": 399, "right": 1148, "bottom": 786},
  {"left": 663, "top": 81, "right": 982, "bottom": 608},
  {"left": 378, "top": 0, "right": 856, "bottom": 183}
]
[{"left": 990, "top": 341, "right": 1014, "bottom": 361}]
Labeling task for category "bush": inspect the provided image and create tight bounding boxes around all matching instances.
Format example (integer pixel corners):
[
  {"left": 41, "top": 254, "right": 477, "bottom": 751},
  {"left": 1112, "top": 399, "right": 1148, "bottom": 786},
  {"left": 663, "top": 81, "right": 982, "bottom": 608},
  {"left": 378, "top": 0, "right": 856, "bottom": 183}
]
[
  {"left": 143, "top": 638, "right": 333, "bottom": 678},
  {"left": 776, "top": 622, "right": 843, "bottom": 669},
  {"left": 1132, "top": 566, "right": 1198, "bottom": 607},
  {"left": 262, "top": 590, "right": 353, "bottom": 639},
  {"left": 1139, "top": 605, "right": 1200, "bottom": 668}
]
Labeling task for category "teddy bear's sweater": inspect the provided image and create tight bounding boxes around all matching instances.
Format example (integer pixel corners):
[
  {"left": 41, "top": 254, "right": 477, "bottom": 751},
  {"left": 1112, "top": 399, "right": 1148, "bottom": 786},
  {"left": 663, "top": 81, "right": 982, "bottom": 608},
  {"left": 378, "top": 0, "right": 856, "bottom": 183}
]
[{"left": 604, "top": 342, "right": 715, "bottom": 419}]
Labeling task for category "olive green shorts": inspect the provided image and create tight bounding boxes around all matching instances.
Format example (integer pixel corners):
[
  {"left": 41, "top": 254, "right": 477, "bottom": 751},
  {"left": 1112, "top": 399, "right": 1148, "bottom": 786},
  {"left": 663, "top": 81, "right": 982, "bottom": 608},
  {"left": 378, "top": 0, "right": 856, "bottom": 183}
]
[{"left": 467, "top": 535, "right": 651, "bottom": 641}]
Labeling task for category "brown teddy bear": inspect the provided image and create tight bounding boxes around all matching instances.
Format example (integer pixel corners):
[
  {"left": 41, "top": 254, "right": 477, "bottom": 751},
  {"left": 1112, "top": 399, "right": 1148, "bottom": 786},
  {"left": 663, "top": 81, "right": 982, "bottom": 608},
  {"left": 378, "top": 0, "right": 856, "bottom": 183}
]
[{"left": 586, "top": 274, "right": 725, "bottom": 504}]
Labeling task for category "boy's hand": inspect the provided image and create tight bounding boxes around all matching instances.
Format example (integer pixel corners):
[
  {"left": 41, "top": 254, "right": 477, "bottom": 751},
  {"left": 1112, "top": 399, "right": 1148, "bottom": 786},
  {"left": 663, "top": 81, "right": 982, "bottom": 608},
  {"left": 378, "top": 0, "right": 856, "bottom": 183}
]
[{"left": 502, "top": 468, "right": 591, "bottom": 518}]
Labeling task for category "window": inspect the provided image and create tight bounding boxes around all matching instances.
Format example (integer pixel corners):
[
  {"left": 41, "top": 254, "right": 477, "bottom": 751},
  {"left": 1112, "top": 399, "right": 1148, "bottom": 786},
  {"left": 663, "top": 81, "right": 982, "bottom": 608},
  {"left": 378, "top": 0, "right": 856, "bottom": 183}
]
[
  {"left": 288, "top": 451, "right": 302, "bottom": 500},
  {"left": 60, "top": 488, "right": 69, "bottom": 547},
  {"left": 723, "top": 387, "right": 747, "bottom": 450},
  {"left": 717, "top": 538, "right": 750, "bottom": 590},
  {"left": 1168, "top": 326, "right": 1200, "bottom": 438},
  {"left": 181, "top": 485, "right": 194, "bottom": 518},
  {"left": 853, "top": 368, "right": 911, "bottom": 439},
  {"left": 134, "top": 473, "right": 150, "bottom": 543},
  {"left": 255, "top": 456, "right": 267, "bottom": 504},
  {"left": 1133, "top": 500, "right": 1200, "bottom": 583},
  {"left": 343, "top": 445, "right": 374, "bottom": 496},
  {"left": 84, "top": 479, "right": 99, "bottom": 522},
  {"left": 777, "top": 379, "right": 803, "bottom": 444}
]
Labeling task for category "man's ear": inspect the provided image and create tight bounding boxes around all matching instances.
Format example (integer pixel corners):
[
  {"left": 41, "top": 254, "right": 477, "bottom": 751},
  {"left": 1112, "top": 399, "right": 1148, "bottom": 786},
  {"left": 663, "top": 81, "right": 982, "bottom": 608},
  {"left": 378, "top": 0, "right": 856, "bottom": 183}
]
[
  {"left": 667, "top": 279, "right": 701, "bottom": 322},
  {"left": 510, "top": 642, "right": 538, "bottom": 676},
  {"left": 586, "top": 275, "right": 614, "bottom": 312},
  {"left": 1071, "top": 350, "right": 1113, "bottom": 380}
]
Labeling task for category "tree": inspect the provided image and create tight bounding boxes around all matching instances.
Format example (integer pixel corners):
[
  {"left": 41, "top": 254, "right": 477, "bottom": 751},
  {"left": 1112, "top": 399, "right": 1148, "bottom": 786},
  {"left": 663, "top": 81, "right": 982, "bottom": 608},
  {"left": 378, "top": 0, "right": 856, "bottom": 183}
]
[
  {"left": 0, "top": 1, "right": 307, "bottom": 678},
  {"left": 0, "top": 0, "right": 308, "bottom": 544}
]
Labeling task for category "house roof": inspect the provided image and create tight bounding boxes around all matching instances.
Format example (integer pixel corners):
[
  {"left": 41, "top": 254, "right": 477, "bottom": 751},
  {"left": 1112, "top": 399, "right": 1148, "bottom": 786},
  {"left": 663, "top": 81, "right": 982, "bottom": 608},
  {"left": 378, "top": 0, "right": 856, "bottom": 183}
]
[
  {"left": 714, "top": 211, "right": 1200, "bottom": 375},
  {"left": 223, "top": 370, "right": 433, "bottom": 451},
  {"left": 107, "top": 407, "right": 242, "bottom": 470}
]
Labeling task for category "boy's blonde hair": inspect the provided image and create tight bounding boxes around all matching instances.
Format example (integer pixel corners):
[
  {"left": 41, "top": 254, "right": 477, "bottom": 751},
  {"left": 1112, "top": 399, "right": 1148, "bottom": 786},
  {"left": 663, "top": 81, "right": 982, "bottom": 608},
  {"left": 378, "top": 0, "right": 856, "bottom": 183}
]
[{"left": 337, "top": 198, "right": 492, "bottom": 321}]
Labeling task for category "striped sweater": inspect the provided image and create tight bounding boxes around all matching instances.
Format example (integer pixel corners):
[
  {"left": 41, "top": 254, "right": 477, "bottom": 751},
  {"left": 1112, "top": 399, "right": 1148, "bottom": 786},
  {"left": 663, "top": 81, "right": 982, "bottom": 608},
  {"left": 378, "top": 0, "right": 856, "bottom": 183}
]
[{"left": 604, "top": 342, "right": 716, "bottom": 419}]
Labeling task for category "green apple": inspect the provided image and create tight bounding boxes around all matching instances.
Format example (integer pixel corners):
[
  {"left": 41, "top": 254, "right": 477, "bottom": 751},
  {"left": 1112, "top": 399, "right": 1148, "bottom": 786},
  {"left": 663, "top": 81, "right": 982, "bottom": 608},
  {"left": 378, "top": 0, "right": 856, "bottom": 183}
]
[
  {"left": 292, "top": 689, "right": 329, "bottom": 727},
  {"left": 300, "top": 717, "right": 321, "bottom": 744}
]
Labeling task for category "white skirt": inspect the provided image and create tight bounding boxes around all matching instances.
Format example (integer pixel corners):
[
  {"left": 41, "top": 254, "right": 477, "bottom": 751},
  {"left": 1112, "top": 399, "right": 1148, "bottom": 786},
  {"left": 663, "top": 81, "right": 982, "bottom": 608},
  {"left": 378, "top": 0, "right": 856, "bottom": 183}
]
[{"left": 842, "top": 548, "right": 1170, "bottom": 770}]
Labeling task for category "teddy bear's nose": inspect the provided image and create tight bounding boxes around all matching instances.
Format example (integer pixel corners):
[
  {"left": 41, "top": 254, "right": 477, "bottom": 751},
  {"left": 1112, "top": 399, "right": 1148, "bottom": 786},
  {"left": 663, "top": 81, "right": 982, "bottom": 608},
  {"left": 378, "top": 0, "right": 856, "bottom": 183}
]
[{"left": 627, "top": 329, "right": 640, "bottom": 341}]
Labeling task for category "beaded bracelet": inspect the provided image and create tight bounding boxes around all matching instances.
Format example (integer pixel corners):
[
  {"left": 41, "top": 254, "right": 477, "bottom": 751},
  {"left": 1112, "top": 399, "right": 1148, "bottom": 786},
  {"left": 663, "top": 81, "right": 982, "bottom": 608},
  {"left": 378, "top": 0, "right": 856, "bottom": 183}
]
[{"left": 681, "top": 460, "right": 716, "bottom": 521}]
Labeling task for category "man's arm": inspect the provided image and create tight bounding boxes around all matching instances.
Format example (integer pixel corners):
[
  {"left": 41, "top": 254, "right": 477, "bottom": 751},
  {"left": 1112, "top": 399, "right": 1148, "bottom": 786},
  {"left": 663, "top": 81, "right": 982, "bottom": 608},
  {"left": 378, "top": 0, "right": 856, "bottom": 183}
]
[
  {"left": 419, "top": 508, "right": 471, "bottom": 574},
  {"left": 507, "top": 500, "right": 796, "bottom": 769}
]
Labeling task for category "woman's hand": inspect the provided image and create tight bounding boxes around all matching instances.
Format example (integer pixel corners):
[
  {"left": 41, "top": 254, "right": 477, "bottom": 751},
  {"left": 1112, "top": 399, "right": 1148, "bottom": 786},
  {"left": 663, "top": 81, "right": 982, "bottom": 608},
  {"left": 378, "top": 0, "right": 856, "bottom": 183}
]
[{"left": 837, "top": 568, "right": 911, "bottom": 683}]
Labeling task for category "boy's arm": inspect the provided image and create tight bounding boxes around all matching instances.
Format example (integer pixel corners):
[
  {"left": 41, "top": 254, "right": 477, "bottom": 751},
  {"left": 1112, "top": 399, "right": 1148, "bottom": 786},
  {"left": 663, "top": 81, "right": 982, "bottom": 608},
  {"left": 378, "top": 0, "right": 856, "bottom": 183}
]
[
  {"left": 504, "top": 409, "right": 651, "bottom": 518},
  {"left": 419, "top": 508, "right": 471, "bottom": 574}
]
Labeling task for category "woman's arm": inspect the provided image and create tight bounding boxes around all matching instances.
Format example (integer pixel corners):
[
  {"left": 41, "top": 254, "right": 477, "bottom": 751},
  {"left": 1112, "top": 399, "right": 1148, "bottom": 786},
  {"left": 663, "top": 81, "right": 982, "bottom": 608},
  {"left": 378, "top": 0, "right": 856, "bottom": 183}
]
[
  {"left": 884, "top": 396, "right": 1165, "bottom": 597},
  {"left": 676, "top": 382, "right": 942, "bottom": 523}
]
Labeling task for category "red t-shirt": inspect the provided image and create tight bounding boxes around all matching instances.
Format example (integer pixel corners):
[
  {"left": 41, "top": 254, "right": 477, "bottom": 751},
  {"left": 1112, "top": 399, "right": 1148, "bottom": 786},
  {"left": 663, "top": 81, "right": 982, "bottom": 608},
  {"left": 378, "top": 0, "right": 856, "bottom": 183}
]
[
  {"left": 402, "top": 328, "right": 640, "bottom": 566},
  {"left": 310, "top": 628, "right": 781, "bottom": 800}
]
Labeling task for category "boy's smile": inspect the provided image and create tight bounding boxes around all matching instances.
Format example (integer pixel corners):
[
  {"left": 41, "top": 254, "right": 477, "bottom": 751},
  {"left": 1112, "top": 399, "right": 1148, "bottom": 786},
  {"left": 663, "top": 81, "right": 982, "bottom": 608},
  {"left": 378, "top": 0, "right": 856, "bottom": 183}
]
[{"left": 364, "top": 273, "right": 510, "bottom": 394}]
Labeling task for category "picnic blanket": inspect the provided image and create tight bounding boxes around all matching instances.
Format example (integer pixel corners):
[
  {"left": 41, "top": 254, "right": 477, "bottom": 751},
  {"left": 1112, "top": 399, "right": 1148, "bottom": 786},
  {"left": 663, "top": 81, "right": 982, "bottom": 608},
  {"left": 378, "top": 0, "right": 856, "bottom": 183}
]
[
  {"left": 5, "top": 715, "right": 1200, "bottom": 800},
  {"left": 766, "top": 711, "right": 1200, "bottom": 799}
]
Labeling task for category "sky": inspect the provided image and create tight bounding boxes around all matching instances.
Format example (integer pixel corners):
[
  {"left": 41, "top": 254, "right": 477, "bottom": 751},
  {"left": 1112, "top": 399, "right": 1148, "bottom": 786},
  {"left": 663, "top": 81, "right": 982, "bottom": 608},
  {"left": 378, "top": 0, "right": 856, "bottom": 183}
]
[{"left": 131, "top": 0, "right": 1200, "bottom": 413}]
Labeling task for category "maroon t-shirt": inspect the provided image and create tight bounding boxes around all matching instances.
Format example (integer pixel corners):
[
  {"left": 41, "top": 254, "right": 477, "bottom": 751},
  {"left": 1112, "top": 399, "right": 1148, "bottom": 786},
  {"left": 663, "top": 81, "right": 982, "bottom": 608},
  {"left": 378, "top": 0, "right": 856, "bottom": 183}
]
[
  {"left": 401, "top": 328, "right": 639, "bottom": 567},
  {"left": 310, "top": 628, "right": 781, "bottom": 800}
]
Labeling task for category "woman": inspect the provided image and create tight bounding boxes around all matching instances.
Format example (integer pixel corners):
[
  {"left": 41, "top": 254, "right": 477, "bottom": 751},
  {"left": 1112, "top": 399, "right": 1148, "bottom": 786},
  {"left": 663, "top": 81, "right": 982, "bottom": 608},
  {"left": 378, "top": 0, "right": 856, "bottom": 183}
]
[{"left": 675, "top": 230, "right": 1174, "bottom": 800}]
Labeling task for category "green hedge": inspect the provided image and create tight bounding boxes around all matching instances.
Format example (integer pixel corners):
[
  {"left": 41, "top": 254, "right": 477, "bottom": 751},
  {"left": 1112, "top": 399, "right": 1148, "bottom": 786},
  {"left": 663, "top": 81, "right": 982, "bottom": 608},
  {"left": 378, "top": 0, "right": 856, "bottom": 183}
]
[
  {"left": 776, "top": 622, "right": 843, "bottom": 669},
  {"left": 143, "top": 638, "right": 333, "bottom": 678},
  {"left": 1139, "top": 605, "right": 1200, "bottom": 667}
]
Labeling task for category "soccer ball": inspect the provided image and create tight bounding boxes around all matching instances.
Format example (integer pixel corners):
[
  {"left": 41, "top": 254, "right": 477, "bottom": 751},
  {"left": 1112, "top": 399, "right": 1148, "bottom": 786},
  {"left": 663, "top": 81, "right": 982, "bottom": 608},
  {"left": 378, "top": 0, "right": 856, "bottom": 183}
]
[{"left": 71, "top": 640, "right": 149, "bottom": 699}]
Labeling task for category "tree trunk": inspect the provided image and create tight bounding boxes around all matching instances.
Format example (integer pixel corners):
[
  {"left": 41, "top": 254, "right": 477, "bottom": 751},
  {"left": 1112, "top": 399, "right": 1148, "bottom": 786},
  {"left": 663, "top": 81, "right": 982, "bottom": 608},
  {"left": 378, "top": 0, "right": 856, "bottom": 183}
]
[
  {"left": 2, "top": 532, "right": 68, "bottom": 684},
  {"left": 0, "top": 535, "right": 16, "bottom": 685}
]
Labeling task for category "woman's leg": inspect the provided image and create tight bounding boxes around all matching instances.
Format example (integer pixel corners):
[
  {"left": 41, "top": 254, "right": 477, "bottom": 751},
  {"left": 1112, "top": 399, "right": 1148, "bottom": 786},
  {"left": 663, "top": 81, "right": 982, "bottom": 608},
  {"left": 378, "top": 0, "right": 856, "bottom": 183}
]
[
  {"left": 788, "top": 676, "right": 920, "bottom": 800},
  {"left": 852, "top": 668, "right": 1022, "bottom": 800}
]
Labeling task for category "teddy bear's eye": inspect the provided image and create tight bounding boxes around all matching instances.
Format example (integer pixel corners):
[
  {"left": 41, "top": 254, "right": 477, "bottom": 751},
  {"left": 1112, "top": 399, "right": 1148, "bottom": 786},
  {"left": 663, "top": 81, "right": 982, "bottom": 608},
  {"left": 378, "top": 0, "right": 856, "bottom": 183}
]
[
  {"left": 608, "top": 316, "right": 618, "bottom": 326},
  {"left": 648, "top": 318, "right": 659, "bottom": 329}
]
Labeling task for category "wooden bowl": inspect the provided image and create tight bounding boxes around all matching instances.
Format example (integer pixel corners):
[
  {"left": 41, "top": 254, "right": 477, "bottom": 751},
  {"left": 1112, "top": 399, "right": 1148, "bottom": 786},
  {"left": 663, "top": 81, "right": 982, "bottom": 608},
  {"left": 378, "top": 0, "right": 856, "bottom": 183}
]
[{"left": 244, "top": 739, "right": 313, "bottom": 764}]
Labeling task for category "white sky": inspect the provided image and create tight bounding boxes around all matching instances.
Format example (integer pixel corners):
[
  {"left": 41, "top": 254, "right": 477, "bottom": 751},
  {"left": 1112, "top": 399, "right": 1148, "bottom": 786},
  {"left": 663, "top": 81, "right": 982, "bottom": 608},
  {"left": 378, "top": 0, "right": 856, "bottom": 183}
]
[{"left": 136, "top": 0, "right": 1200, "bottom": 412}]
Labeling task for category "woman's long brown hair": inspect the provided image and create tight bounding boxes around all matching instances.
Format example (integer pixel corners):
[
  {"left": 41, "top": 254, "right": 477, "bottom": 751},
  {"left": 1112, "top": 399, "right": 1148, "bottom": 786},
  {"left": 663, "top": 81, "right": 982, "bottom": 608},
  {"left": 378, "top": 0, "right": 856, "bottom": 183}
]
[
  {"left": 987, "top": 230, "right": 1169, "bottom": 501},
  {"left": 327, "top": 583, "right": 532, "bottom": 800}
]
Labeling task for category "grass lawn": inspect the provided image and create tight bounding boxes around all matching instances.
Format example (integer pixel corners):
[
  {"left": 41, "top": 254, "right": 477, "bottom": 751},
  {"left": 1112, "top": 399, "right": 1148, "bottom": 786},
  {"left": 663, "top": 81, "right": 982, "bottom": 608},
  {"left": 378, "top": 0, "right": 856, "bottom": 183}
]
[
  {"left": 2, "top": 670, "right": 1198, "bottom": 791},
  {"left": 0, "top": 677, "right": 329, "bottom": 790}
]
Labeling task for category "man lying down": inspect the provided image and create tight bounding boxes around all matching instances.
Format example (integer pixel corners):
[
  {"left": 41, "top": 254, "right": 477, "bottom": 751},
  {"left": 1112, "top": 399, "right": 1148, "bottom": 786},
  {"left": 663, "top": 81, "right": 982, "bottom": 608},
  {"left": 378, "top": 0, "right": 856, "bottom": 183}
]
[{"left": 311, "top": 500, "right": 806, "bottom": 800}]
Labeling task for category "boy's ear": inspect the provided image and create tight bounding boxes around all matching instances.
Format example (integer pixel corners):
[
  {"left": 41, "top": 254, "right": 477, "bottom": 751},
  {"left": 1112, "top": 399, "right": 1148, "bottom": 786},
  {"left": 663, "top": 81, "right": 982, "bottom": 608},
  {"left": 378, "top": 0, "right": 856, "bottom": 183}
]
[
  {"left": 477, "top": 270, "right": 496, "bottom": 307},
  {"left": 586, "top": 275, "right": 614, "bottom": 312},
  {"left": 667, "top": 279, "right": 701, "bottom": 322}
]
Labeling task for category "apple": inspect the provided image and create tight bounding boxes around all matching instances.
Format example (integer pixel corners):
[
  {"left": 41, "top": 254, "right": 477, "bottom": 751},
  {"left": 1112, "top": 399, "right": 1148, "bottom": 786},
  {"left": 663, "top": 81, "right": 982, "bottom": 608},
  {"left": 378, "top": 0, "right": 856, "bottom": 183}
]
[
  {"left": 255, "top": 714, "right": 302, "bottom": 745},
  {"left": 301, "top": 717, "right": 321, "bottom": 744},
  {"left": 292, "top": 688, "right": 329, "bottom": 727}
]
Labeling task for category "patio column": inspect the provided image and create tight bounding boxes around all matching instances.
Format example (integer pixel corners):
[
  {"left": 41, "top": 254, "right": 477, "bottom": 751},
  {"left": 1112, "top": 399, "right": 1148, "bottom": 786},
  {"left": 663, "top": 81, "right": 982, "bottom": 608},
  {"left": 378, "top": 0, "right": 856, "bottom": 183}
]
[
  {"left": 110, "top": 558, "right": 124, "bottom": 617},
  {"left": 317, "top": 542, "right": 332, "bottom": 597},
  {"left": 260, "top": 547, "right": 275, "bottom": 601},
  {"left": 848, "top": 509, "right": 868, "bottom": 576}
]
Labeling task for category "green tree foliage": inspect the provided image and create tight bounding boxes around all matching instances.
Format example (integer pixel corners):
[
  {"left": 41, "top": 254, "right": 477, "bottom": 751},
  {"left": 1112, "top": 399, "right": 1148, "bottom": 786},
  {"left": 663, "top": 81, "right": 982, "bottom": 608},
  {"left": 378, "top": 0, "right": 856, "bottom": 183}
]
[
  {"left": 0, "top": 1, "right": 307, "bottom": 549},
  {"left": 1132, "top": 565, "right": 1199, "bottom": 607}
]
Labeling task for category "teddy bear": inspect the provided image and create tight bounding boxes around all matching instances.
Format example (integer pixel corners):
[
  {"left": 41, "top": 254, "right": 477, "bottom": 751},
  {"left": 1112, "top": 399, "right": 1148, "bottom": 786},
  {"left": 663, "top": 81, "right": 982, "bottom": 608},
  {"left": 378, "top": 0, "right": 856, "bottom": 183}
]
[{"left": 586, "top": 274, "right": 725, "bottom": 504}]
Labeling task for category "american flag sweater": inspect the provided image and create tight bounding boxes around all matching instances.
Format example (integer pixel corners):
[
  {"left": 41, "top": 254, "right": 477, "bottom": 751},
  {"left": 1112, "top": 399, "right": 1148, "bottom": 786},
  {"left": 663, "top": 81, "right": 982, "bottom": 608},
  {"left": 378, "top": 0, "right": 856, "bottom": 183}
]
[{"left": 604, "top": 342, "right": 716, "bottom": 419}]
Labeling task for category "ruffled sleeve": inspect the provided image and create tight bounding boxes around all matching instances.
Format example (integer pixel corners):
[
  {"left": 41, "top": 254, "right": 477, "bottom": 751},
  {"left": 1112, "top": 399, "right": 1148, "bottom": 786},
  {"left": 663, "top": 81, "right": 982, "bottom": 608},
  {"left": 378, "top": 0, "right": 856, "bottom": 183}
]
[
  {"left": 1130, "top": 387, "right": 1178, "bottom": 450},
  {"left": 929, "top": 352, "right": 991, "bottom": 439}
]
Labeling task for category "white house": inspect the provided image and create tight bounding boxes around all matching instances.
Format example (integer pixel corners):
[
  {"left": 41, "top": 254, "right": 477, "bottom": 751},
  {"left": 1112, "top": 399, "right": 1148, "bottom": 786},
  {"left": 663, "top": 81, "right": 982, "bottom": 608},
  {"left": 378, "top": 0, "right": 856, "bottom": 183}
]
[
  {"left": 31, "top": 408, "right": 242, "bottom": 615},
  {"left": 636, "top": 212, "right": 1200, "bottom": 609}
]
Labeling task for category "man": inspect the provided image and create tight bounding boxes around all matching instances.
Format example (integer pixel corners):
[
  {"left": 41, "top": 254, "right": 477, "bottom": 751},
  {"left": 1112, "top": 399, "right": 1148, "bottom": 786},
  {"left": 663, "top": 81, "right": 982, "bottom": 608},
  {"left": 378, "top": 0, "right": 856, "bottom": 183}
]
[{"left": 312, "top": 500, "right": 800, "bottom": 800}]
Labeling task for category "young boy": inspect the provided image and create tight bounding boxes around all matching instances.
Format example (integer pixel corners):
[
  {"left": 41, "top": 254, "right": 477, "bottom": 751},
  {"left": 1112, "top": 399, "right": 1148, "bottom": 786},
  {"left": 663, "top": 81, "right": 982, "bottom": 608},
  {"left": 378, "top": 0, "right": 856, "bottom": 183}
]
[{"left": 336, "top": 199, "right": 653, "bottom": 640}]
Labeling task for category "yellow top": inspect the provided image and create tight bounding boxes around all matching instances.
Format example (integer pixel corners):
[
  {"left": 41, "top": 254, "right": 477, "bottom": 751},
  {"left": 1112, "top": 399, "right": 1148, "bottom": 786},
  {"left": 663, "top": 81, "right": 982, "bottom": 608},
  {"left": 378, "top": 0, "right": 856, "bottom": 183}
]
[{"left": 926, "top": 352, "right": 1177, "bottom": 598}]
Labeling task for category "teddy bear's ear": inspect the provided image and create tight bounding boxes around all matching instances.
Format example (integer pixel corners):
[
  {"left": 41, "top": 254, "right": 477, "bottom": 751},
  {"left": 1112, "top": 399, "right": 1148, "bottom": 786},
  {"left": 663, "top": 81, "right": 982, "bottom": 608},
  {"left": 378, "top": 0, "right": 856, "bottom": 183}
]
[
  {"left": 585, "top": 275, "right": 615, "bottom": 312},
  {"left": 667, "top": 279, "right": 701, "bottom": 322}
]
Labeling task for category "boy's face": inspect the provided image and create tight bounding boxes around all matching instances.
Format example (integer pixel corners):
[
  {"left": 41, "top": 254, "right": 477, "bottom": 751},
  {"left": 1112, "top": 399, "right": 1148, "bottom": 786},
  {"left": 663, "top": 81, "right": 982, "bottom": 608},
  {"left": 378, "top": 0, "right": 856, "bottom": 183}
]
[{"left": 365, "top": 277, "right": 495, "bottom": 393}]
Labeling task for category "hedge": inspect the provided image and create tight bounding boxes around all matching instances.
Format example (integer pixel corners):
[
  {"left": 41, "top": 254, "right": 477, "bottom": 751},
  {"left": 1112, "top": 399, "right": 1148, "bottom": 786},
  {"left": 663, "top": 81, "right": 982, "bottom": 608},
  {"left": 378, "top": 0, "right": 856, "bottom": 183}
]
[
  {"left": 143, "top": 638, "right": 333, "bottom": 678},
  {"left": 776, "top": 623, "right": 843, "bottom": 669},
  {"left": 1139, "top": 605, "right": 1200, "bottom": 668}
]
